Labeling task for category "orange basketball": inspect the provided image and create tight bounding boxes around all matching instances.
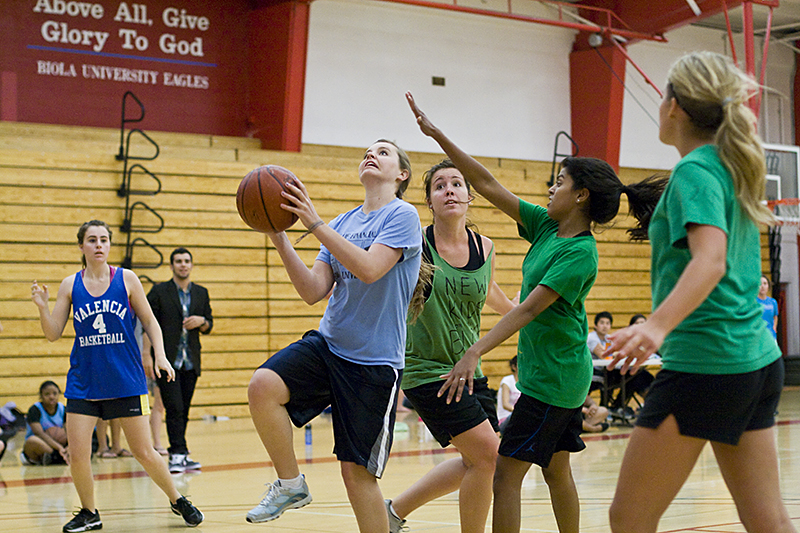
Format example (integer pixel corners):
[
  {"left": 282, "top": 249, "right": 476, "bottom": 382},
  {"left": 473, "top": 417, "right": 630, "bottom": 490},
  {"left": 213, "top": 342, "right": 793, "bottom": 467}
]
[{"left": 236, "top": 165, "right": 299, "bottom": 233}]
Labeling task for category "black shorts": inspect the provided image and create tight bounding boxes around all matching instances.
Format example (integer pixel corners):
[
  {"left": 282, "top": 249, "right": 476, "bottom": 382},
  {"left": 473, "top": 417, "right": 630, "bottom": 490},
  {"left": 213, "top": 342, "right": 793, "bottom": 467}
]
[
  {"left": 404, "top": 376, "right": 498, "bottom": 448},
  {"left": 66, "top": 394, "right": 151, "bottom": 420},
  {"left": 636, "top": 357, "right": 784, "bottom": 445},
  {"left": 498, "top": 393, "right": 584, "bottom": 468},
  {"left": 259, "top": 330, "right": 401, "bottom": 478}
]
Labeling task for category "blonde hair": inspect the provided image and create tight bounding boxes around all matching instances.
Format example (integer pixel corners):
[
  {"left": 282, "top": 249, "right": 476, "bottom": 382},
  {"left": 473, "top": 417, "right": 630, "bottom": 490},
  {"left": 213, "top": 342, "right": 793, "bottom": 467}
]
[{"left": 667, "top": 51, "right": 774, "bottom": 226}]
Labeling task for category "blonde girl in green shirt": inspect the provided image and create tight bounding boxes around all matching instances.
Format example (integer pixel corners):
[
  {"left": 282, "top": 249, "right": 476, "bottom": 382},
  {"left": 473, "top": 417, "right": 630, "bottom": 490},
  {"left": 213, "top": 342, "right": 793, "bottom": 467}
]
[
  {"left": 407, "top": 93, "right": 665, "bottom": 533},
  {"left": 605, "top": 51, "right": 793, "bottom": 533}
]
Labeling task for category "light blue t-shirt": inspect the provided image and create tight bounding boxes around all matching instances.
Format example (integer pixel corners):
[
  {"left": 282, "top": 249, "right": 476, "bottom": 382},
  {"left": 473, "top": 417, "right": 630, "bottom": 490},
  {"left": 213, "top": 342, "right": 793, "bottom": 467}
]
[
  {"left": 317, "top": 198, "right": 422, "bottom": 369},
  {"left": 25, "top": 401, "right": 66, "bottom": 439},
  {"left": 758, "top": 296, "right": 779, "bottom": 338}
]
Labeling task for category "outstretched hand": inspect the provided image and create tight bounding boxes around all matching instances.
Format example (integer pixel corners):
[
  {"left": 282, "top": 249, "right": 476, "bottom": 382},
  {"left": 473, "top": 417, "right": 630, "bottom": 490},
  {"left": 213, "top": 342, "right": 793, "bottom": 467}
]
[
  {"left": 437, "top": 349, "right": 479, "bottom": 404},
  {"left": 603, "top": 322, "right": 665, "bottom": 375},
  {"left": 406, "top": 92, "right": 440, "bottom": 138}
]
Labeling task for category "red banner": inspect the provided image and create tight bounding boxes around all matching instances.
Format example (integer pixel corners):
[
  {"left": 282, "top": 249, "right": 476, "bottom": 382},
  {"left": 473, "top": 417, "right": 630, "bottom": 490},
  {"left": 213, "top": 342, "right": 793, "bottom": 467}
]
[{"left": 1, "top": 0, "right": 251, "bottom": 136}]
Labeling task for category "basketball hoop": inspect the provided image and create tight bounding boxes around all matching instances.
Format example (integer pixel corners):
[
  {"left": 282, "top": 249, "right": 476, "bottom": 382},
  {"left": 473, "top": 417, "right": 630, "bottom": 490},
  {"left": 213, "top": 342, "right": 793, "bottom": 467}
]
[{"left": 768, "top": 198, "right": 800, "bottom": 229}]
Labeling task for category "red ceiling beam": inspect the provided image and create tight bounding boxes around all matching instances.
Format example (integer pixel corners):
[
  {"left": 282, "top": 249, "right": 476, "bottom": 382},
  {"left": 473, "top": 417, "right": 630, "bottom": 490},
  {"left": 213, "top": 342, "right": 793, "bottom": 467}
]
[
  {"left": 369, "top": 0, "right": 666, "bottom": 42},
  {"left": 574, "top": 0, "right": 777, "bottom": 37}
]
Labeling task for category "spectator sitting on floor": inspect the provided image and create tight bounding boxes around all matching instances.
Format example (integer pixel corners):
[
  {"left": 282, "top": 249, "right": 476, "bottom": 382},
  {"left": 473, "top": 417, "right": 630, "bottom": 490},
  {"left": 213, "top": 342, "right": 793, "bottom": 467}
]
[
  {"left": 581, "top": 395, "right": 609, "bottom": 433},
  {"left": 21, "top": 381, "right": 68, "bottom": 465}
]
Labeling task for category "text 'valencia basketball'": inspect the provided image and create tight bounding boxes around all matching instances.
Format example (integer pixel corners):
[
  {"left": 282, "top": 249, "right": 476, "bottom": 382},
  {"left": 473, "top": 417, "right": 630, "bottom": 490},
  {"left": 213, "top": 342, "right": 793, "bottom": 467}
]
[{"left": 236, "top": 165, "right": 300, "bottom": 233}]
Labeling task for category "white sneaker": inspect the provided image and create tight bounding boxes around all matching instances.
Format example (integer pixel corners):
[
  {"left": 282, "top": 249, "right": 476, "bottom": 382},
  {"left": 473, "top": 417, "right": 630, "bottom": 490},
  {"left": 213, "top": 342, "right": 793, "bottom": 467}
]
[
  {"left": 246, "top": 477, "right": 312, "bottom": 523},
  {"left": 385, "top": 499, "right": 408, "bottom": 533},
  {"left": 19, "top": 451, "right": 36, "bottom": 465}
]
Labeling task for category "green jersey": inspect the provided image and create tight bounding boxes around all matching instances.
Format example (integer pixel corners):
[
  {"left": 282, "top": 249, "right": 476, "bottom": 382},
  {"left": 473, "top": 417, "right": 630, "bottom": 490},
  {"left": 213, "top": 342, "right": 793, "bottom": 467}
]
[
  {"left": 649, "top": 144, "right": 780, "bottom": 373},
  {"left": 516, "top": 200, "right": 596, "bottom": 409},
  {"left": 403, "top": 229, "right": 493, "bottom": 389}
]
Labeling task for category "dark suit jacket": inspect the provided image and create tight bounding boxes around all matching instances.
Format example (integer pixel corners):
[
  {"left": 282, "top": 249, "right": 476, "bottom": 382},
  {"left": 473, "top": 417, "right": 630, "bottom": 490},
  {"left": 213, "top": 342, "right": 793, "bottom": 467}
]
[{"left": 147, "top": 280, "right": 213, "bottom": 376}]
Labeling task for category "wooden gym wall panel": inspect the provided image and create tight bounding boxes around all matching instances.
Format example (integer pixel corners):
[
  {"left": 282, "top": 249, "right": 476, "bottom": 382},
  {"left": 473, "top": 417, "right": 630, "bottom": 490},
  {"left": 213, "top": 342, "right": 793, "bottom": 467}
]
[{"left": 4, "top": 123, "right": 774, "bottom": 413}]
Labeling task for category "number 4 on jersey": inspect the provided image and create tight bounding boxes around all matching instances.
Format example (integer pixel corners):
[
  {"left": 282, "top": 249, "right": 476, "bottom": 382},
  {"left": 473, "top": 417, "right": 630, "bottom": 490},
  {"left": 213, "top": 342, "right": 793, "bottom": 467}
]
[{"left": 93, "top": 313, "right": 107, "bottom": 334}]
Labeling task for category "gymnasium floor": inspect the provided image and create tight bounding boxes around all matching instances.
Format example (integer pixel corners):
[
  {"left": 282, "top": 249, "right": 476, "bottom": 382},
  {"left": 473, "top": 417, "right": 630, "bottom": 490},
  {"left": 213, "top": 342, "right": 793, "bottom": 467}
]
[{"left": 2, "top": 389, "right": 800, "bottom": 532}]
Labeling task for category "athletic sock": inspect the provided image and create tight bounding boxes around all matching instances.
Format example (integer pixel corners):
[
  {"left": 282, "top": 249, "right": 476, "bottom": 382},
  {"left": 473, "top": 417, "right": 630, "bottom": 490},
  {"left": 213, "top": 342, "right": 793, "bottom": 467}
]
[{"left": 278, "top": 474, "right": 304, "bottom": 490}]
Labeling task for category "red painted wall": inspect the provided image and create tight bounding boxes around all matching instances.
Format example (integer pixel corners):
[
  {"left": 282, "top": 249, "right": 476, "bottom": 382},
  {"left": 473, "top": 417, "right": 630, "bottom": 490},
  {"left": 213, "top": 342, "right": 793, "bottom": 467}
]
[
  {"left": 247, "top": 0, "right": 309, "bottom": 151},
  {"left": 0, "top": 0, "right": 251, "bottom": 136},
  {"left": 569, "top": 38, "right": 626, "bottom": 170}
]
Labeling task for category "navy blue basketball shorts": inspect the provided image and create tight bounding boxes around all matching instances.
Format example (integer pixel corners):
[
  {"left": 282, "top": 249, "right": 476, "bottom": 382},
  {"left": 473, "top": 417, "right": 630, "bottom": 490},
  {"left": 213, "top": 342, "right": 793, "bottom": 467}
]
[{"left": 259, "top": 330, "right": 401, "bottom": 478}]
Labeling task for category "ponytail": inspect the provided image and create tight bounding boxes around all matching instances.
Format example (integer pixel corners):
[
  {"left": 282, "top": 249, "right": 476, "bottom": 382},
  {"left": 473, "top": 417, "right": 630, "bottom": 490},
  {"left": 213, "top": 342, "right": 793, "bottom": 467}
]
[
  {"left": 622, "top": 174, "right": 670, "bottom": 241},
  {"left": 562, "top": 157, "right": 665, "bottom": 240},
  {"left": 667, "top": 51, "right": 775, "bottom": 226},
  {"left": 408, "top": 259, "right": 436, "bottom": 324},
  {"left": 716, "top": 100, "right": 774, "bottom": 225}
]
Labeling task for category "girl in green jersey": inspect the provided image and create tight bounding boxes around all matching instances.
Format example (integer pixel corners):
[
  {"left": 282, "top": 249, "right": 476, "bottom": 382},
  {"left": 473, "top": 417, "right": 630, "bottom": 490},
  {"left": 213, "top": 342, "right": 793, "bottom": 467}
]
[
  {"left": 407, "top": 93, "right": 664, "bottom": 533},
  {"left": 605, "top": 51, "right": 793, "bottom": 533}
]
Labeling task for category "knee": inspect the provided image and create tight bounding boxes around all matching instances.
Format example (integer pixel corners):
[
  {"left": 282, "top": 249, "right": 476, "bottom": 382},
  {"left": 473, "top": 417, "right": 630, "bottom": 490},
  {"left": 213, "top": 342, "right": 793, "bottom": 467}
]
[
  {"left": 541, "top": 463, "right": 570, "bottom": 487},
  {"left": 130, "top": 444, "right": 158, "bottom": 466},
  {"left": 609, "top": 499, "right": 643, "bottom": 533},
  {"left": 492, "top": 464, "right": 515, "bottom": 496},
  {"left": 467, "top": 448, "right": 497, "bottom": 474},
  {"left": 248, "top": 369, "right": 287, "bottom": 406},
  {"left": 340, "top": 462, "right": 375, "bottom": 493},
  {"left": 608, "top": 501, "right": 629, "bottom": 533}
]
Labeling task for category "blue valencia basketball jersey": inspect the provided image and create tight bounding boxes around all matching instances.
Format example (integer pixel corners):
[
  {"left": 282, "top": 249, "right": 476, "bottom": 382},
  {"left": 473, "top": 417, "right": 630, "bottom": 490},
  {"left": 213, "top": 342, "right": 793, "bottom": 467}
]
[{"left": 65, "top": 267, "right": 148, "bottom": 400}]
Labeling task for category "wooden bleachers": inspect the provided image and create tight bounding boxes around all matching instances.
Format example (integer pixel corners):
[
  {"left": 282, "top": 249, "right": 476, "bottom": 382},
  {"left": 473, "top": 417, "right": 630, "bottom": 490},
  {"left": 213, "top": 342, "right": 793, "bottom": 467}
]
[{"left": 0, "top": 121, "right": 769, "bottom": 419}]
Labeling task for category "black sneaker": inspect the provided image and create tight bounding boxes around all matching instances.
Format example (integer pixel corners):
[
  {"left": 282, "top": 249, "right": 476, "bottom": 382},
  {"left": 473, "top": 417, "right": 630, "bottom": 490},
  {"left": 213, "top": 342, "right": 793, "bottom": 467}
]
[
  {"left": 171, "top": 496, "right": 204, "bottom": 527},
  {"left": 169, "top": 454, "right": 202, "bottom": 474},
  {"left": 63, "top": 508, "right": 102, "bottom": 532}
]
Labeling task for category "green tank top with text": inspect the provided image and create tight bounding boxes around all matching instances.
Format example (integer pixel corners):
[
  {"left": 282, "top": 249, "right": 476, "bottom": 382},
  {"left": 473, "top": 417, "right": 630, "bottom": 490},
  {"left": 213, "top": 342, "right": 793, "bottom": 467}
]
[{"left": 403, "top": 231, "right": 493, "bottom": 389}]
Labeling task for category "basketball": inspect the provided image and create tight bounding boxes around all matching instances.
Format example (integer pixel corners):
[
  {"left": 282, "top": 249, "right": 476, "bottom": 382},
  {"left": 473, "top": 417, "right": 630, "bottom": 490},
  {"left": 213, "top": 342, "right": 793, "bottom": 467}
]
[{"left": 236, "top": 165, "right": 300, "bottom": 233}]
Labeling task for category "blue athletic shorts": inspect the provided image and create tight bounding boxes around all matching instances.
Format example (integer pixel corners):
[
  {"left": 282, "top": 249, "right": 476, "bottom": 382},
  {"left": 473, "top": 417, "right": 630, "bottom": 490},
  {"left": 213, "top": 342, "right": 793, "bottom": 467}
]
[
  {"left": 636, "top": 357, "right": 784, "bottom": 445},
  {"left": 66, "top": 395, "right": 151, "bottom": 420},
  {"left": 498, "top": 393, "right": 584, "bottom": 468},
  {"left": 258, "top": 330, "right": 401, "bottom": 478},
  {"left": 404, "top": 376, "right": 498, "bottom": 447}
]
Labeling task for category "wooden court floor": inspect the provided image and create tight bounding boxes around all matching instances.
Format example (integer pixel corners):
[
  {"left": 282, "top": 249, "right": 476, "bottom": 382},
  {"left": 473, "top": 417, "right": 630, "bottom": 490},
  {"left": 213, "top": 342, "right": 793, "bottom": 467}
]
[{"left": 2, "top": 388, "right": 800, "bottom": 532}]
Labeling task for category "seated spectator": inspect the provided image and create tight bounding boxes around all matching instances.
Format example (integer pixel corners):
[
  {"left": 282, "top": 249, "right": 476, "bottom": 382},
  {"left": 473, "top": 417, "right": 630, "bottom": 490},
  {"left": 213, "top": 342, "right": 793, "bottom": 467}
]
[
  {"left": 581, "top": 395, "right": 609, "bottom": 433},
  {"left": 588, "top": 311, "right": 653, "bottom": 415},
  {"left": 21, "top": 381, "right": 68, "bottom": 465},
  {"left": 496, "top": 356, "right": 520, "bottom": 435}
]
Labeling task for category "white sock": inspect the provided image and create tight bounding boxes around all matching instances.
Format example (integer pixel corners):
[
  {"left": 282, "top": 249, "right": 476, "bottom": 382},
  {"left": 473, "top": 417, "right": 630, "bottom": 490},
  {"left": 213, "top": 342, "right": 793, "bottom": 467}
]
[
  {"left": 388, "top": 501, "right": 401, "bottom": 520},
  {"left": 278, "top": 474, "right": 304, "bottom": 490}
]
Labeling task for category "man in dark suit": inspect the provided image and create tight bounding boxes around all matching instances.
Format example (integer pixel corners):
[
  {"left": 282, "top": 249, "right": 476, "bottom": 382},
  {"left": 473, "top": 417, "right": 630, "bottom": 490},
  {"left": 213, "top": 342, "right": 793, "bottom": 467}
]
[{"left": 145, "top": 247, "right": 213, "bottom": 473}]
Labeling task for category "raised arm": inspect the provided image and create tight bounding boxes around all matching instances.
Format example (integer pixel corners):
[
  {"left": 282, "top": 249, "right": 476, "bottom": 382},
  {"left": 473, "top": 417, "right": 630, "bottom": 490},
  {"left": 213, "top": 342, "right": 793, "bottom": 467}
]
[
  {"left": 406, "top": 92, "right": 522, "bottom": 225},
  {"left": 32, "top": 277, "right": 73, "bottom": 342}
]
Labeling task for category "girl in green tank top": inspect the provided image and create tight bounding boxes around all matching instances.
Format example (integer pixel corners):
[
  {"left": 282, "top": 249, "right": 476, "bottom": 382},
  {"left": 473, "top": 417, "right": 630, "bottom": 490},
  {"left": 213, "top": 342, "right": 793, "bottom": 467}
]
[{"left": 387, "top": 160, "right": 514, "bottom": 533}]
